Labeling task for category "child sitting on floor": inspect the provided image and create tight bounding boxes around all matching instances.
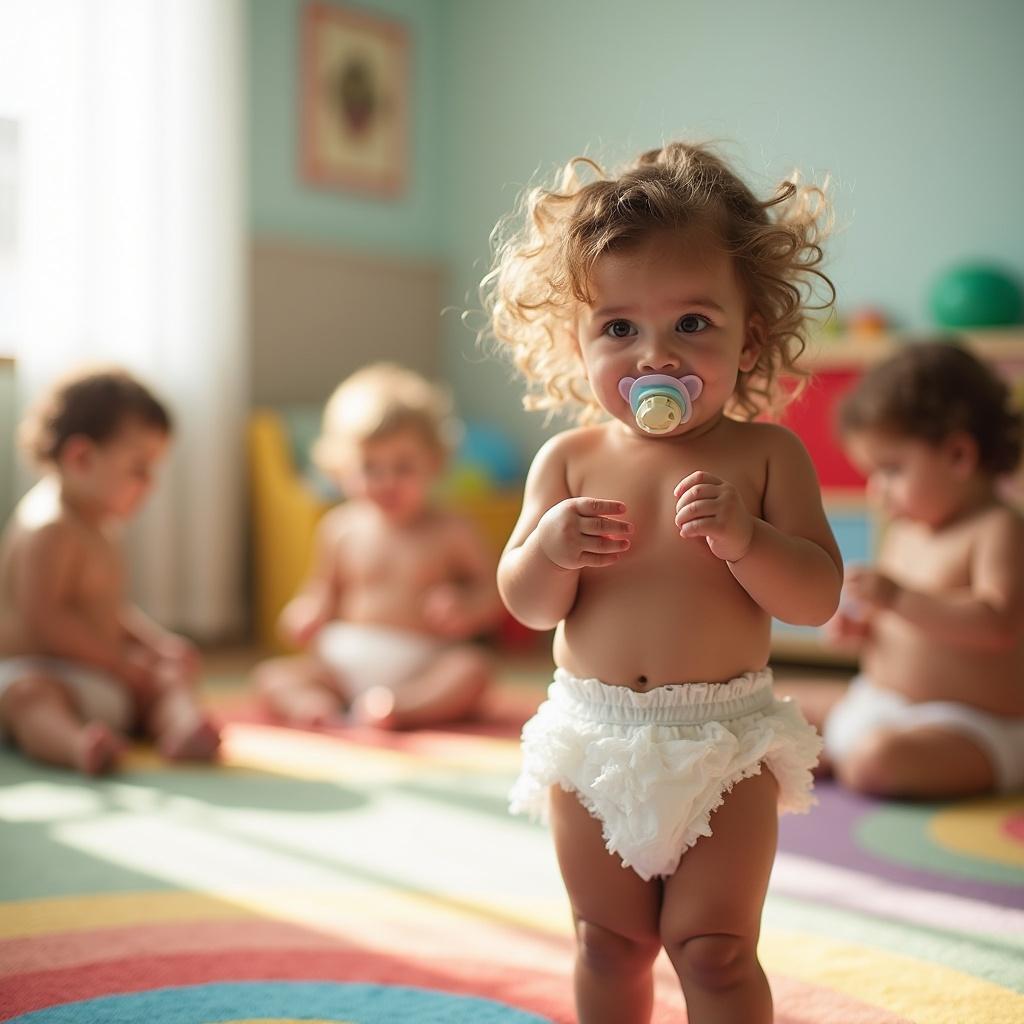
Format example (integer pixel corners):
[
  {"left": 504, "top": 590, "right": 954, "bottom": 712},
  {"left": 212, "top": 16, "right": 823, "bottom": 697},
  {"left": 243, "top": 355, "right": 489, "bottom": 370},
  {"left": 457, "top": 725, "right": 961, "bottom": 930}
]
[
  {"left": 253, "top": 363, "right": 502, "bottom": 730},
  {"left": 0, "top": 368, "right": 221, "bottom": 774},
  {"left": 807, "top": 340, "right": 1024, "bottom": 797}
]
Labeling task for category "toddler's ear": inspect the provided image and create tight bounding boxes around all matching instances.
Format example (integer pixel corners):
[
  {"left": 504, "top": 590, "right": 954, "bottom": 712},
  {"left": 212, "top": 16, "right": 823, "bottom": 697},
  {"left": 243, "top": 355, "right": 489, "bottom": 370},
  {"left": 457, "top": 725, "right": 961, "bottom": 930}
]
[
  {"left": 740, "top": 314, "right": 767, "bottom": 372},
  {"left": 945, "top": 431, "right": 979, "bottom": 478},
  {"left": 59, "top": 434, "right": 95, "bottom": 473}
]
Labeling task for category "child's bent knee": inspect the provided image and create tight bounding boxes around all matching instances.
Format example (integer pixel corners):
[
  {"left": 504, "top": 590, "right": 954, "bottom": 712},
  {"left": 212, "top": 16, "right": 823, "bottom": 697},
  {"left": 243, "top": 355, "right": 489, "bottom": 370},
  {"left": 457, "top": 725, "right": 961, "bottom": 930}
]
[
  {"left": 669, "top": 933, "right": 757, "bottom": 991},
  {"left": 575, "top": 918, "right": 660, "bottom": 975}
]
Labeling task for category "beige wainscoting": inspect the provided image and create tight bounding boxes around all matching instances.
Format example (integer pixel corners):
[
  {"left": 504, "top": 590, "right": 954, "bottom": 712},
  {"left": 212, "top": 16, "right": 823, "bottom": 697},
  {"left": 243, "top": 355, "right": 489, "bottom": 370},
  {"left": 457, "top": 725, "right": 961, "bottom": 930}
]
[{"left": 250, "top": 237, "right": 445, "bottom": 406}]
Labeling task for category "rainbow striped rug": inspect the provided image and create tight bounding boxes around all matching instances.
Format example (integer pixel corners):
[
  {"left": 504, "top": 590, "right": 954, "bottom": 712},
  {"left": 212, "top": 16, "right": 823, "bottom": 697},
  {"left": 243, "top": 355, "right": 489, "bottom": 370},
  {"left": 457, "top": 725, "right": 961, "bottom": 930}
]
[{"left": 1, "top": 676, "right": 1022, "bottom": 1023}]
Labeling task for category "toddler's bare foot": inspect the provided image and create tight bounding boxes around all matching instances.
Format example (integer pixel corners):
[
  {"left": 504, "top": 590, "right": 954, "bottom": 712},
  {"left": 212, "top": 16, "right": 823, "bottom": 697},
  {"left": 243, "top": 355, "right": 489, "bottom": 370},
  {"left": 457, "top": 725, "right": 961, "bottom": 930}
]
[
  {"left": 75, "top": 722, "right": 124, "bottom": 776},
  {"left": 159, "top": 716, "right": 222, "bottom": 762},
  {"left": 349, "top": 686, "right": 398, "bottom": 730}
]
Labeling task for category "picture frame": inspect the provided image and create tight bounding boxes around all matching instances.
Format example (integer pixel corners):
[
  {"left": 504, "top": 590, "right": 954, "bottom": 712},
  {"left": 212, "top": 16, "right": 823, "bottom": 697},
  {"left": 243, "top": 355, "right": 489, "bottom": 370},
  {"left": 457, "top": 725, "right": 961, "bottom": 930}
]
[{"left": 300, "top": 2, "right": 410, "bottom": 197}]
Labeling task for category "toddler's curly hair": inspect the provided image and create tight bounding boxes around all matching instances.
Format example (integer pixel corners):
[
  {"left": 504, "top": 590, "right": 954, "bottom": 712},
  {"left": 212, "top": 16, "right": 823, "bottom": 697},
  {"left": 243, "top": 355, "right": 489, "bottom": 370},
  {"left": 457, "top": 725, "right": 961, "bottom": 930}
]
[
  {"left": 838, "top": 340, "right": 1023, "bottom": 476},
  {"left": 482, "top": 140, "right": 835, "bottom": 422}
]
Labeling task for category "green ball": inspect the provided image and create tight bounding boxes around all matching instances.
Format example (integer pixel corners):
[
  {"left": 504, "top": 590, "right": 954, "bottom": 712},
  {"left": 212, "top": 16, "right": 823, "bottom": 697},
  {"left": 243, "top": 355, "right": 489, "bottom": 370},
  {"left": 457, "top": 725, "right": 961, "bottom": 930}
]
[{"left": 929, "top": 264, "right": 1023, "bottom": 328}]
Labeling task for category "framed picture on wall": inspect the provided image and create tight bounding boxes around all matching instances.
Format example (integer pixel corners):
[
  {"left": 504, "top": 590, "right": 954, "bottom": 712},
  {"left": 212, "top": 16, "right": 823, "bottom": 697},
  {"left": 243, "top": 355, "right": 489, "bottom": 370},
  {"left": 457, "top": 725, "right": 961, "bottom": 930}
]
[{"left": 300, "top": 2, "right": 410, "bottom": 197}]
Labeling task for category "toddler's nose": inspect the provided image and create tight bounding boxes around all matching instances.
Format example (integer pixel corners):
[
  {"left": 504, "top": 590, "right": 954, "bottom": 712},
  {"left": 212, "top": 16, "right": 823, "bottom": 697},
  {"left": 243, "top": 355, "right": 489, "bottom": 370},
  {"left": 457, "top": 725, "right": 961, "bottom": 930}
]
[{"left": 638, "top": 347, "right": 679, "bottom": 374}]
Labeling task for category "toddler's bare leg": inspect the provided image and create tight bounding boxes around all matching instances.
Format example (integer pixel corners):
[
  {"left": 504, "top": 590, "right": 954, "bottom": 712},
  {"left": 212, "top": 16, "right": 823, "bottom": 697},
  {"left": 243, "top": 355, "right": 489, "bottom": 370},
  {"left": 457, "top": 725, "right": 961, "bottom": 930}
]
[
  {"left": 660, "top": 769, "right": 778, "bottom": 1024},
  {"left": 0, "top": 675, "right": 123, "bottom": 775},
  {"left": 253, "top": 655, "right": 345, "bottom": 728},
  {"left": 549, "top": 784, "right": 662, "bottom": 1024},
  {"left": 349, "top": 646, "right": 491, "bottom": 730},
  {"left": 147, "top": 683, "right": 221, "bottom": 761},
  {"left": 836, "top": 725, "right": 995, "bottom": 798}
]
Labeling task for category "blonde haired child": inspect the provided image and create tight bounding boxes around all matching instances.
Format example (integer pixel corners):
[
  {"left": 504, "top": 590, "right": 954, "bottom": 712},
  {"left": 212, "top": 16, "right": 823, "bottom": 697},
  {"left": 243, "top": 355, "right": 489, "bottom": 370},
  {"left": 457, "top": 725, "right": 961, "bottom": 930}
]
[
  {"left": 487, "top": 142, "right": 842, "bottom": 1024},
  {"left": 0, "top": 367, "right": 220, "bottom": 774},
  {"left": 803, "top": 340, "right": 1024, "bottom": 798},
  {"left": 254, "top": 363, "right": 502, "bottom": 730}
]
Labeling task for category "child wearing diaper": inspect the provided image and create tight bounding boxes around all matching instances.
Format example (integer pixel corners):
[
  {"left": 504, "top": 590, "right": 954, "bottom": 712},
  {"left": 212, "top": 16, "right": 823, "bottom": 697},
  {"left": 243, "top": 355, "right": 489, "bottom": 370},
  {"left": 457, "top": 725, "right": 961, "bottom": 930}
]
[
  {"left": 802, "top": 340, "right": 1024, "bottom": 798},
  {"left": 0, "top": 367, "right": 221, "bottom": 775},
  {"left": 253, "top": 363, "right": 502, "bottom": 730},
  {"left": 487, "top": 141, "right": 842, "bottom": 1024}
]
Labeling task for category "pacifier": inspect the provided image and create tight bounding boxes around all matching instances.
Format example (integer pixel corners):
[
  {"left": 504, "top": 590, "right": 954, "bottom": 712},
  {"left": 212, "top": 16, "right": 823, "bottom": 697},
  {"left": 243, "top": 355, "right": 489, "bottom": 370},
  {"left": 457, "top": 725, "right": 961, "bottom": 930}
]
[{"left": 617, "top": 374, "right": 704, "bottom": 435}]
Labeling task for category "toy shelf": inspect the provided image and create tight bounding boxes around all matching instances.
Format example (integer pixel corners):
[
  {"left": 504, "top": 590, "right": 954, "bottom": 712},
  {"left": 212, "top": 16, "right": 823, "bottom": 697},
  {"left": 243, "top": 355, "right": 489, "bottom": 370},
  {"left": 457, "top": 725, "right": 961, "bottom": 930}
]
[{"left": 802, "top": 328, "right": 1024, "bottom": 368}]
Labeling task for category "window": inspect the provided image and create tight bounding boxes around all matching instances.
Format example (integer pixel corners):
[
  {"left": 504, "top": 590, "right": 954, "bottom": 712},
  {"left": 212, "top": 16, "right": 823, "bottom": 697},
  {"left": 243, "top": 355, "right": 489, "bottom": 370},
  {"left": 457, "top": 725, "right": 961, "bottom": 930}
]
[{"left": 0, "top": 118, "right": 18, "bottom": 361}]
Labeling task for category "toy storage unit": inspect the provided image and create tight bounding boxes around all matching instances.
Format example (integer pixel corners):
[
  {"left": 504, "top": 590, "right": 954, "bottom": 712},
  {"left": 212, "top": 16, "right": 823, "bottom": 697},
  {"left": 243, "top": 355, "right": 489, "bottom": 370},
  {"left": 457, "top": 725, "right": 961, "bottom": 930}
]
[{"left": 771, "top": 329, "right": 1024, "bottom": 664}]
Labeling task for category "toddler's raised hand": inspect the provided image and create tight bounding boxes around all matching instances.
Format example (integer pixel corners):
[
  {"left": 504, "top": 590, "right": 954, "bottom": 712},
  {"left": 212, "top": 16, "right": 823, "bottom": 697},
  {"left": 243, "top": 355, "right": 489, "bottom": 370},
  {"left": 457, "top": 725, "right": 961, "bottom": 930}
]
[
  {"left": 536, "top": 497, "right": 633, "bottom": 570},
  {"left": 674, "top": 471, "right": 754, "bottom": 562}
]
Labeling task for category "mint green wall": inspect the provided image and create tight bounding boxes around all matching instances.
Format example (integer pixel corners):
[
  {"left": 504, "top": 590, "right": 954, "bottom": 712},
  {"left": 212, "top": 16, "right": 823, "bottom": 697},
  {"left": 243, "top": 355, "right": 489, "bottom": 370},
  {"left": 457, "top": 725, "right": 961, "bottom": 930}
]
[
  {"left": 248, "top": 0, "right": 1024, "bottom": 455},
  {"left": 249, "top": 0, "right": 445, "bottom": 257},
  {"left": 439, "top": 0, "right": 1024, "bottom": 453}
]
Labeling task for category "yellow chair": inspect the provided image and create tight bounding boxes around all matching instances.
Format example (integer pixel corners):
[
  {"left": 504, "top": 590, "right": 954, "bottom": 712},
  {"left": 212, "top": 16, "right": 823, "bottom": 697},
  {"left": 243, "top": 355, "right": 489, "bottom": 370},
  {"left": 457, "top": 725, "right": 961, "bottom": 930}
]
[{"left": 247, "top": 408, "right": 525, "bottom": 651}]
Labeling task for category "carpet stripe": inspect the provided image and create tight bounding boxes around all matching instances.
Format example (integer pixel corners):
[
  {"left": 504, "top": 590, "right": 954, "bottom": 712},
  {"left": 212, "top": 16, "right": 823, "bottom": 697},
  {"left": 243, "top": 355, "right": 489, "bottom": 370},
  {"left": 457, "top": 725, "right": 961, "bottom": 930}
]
[
  {"left": 771, "top": 851, "right": 1024, "bottom": 942},
  {"left": 763, "top": 930, "right": 1024, "bottom": 1024}
]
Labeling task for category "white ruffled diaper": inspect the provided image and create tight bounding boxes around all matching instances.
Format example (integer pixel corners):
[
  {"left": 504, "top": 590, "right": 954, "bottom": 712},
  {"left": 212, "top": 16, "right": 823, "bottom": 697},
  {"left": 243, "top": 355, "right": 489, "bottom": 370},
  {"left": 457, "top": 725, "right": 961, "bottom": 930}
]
[{"left": 509, "top": 668, "right": 822, "bottom": 881}]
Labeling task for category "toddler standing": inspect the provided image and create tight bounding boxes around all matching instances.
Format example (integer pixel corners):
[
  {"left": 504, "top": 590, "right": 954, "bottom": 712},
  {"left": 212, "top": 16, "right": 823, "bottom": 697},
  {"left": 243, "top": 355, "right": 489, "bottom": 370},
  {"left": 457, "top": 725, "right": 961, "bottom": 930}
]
[{"left": 488, "top": 142, "right": 842, "bottom": 1024}]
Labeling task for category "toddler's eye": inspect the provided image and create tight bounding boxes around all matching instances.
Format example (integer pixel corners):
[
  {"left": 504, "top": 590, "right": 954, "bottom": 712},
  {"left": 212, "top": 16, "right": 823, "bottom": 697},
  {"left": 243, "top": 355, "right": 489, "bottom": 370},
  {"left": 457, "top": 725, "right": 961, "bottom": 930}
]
[
  {"left": 603, "top": 319, "right": 636, "bottom": 339},
  {"left": 677, "top": 314, "right": 711, "bottom": 334}
]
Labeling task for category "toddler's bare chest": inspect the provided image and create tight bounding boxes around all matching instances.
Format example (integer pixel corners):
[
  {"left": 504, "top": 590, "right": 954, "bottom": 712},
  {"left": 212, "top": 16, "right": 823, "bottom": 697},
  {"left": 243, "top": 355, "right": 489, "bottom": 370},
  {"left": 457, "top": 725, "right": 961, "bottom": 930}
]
[
  {"left": 342, "top": 529, "right": 451, "bottom": 589},
  {"left": 881, "top": 528, "right": 973, "bottom": 591},
  {"left": 574, "top": 449, "right": 762, "bottom": 542}
]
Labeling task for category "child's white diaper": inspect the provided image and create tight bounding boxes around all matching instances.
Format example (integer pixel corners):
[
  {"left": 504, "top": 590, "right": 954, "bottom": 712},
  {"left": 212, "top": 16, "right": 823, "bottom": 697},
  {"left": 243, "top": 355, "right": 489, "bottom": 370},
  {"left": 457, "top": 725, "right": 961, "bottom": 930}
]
[
  {"left": 509, "top": 667, "right": 822, "bottom": 881},
  {"left": 0, "top": 657, "right": 135, "bottom": 737},
  {"left": 314, "top": 622, "right": 442, "bottom": 696},
  {"left": 824, "top": 674, "right": 1024, "bottom": 792}
]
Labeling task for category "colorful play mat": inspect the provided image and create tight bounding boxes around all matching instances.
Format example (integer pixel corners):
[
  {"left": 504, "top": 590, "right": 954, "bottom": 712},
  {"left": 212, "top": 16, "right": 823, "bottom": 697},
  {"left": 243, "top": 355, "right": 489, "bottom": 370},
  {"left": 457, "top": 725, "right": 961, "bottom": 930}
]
[{"left": 1, "top": 673, "right": 1022, "bottom": 1023}]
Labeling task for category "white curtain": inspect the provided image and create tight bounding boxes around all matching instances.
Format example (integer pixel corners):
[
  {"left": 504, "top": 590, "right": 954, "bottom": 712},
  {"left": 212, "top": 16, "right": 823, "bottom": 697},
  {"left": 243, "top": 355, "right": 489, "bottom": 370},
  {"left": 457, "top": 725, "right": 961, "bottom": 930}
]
[{"left": 5, "top": 0, "right": 247, "bottom": 638}]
